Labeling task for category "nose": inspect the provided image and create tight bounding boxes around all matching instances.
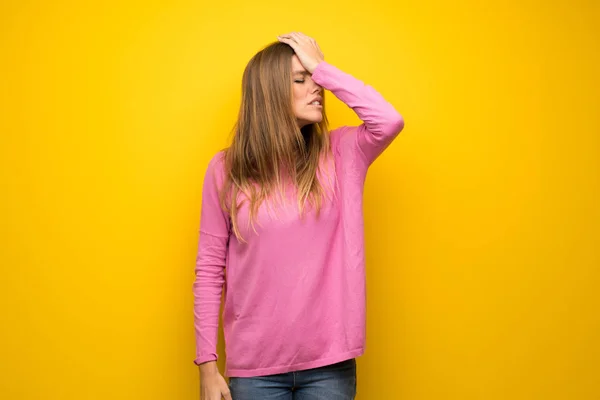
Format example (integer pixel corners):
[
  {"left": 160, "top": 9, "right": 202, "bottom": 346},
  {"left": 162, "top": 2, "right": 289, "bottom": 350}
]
[{"left": 311, "top": 83, "right": 322, "bottom": 94}]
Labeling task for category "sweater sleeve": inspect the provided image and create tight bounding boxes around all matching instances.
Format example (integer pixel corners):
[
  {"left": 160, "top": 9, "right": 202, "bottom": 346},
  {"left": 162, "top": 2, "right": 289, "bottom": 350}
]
[
  {"left": 192, "top": 152, "right": 230, "bottom": 365},
  {"left": 311, "top": 61, "right": 404, "bottom": 166}
]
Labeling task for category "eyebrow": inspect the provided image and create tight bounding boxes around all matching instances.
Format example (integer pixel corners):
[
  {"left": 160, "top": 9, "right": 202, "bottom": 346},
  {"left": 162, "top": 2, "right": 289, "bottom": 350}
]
[{"left": 293, "top": 70, "right": 311, "bottom": 76}]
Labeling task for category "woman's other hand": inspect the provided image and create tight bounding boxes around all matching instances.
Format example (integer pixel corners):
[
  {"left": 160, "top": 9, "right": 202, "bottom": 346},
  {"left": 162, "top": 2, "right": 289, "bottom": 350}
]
[{"left": 199, "top": 361, "right": 232, "bottom": 400}]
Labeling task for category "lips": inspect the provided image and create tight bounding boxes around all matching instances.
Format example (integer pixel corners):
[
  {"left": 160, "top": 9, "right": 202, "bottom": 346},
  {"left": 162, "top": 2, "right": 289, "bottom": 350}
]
[{"left": 308, "top": 96, "right": 323, "bottom": 106}]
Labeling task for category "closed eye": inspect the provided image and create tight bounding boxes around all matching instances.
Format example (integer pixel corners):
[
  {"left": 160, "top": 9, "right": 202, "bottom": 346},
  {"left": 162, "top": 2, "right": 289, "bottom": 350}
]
[{"left": 294, "top": 79, "right": 305, "bottom": 83}]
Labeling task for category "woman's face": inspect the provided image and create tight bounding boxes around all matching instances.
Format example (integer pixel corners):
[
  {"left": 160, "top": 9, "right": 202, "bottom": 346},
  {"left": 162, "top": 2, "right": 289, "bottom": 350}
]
[{"left": 291, "top": 55, "right": 323, "bottom": 128}]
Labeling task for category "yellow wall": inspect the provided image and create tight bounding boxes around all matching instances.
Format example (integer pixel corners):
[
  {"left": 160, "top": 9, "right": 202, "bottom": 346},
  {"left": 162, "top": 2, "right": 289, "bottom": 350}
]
[{"left": 1, "top": 0, "right": 598, "bottom": 399}]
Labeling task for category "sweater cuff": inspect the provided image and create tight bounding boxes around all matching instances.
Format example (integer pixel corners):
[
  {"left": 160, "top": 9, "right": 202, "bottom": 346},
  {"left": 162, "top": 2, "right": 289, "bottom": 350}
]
[
  {"left": 311, "top": 60, "right": 335, "bottom": 85},
  {"left": 194, "top": 353, "right": 218, "bottom": 366}
]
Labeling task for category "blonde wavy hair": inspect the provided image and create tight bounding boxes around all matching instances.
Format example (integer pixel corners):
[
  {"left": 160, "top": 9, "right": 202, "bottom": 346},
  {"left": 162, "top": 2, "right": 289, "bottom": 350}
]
[{"left": 220, "top": 41, "right": 332, "bottom": 241}]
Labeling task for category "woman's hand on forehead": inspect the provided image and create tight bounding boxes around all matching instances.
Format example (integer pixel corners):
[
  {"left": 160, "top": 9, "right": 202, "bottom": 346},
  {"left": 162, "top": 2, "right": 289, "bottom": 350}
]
[{"left": 277, "top": 32, "right": 325, "bottom": 74}]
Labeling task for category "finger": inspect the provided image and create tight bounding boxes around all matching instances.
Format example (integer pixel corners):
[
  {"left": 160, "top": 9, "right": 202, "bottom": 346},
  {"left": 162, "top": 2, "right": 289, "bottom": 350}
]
[
  {"left": 296, "top": 32, "right": 318, "bottom": 49},
  {"left": 278, "top": 34, "right": 297, "bottom": 45},
  {"left": 301, "top": 32, "right": 317, "bottom": 44},
  {"left": 297, "top": 32, "right": 311, "bottom": 40},
  {"left": 277, "top": 36, "right": 297, "bottom": 48},
  {"left": 290, "top": 32, "right": 305, "bottom": 43},
  {"left": 223, "top": 389, "right": 233, "bottom": 400},
  {"left": 278, "top": 34, "right": 296, "bottom": 43}
]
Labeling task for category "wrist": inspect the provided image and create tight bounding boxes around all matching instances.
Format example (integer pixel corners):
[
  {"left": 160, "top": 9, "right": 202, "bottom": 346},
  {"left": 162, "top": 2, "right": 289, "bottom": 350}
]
[
  {"left": 309, "top": 60, "right": 325, "bottom": 75},
  {"left": 309, "top": 59, "right": 325, "bottom": 74},
  {"left": 199, "top": 360, "right": 219, "bottom": 376}
]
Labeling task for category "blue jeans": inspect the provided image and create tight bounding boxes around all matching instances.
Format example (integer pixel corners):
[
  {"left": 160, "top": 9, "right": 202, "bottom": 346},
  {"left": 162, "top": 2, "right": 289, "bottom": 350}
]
[{"left": 228, "top": 359, "right": 357, "bottom": 400}]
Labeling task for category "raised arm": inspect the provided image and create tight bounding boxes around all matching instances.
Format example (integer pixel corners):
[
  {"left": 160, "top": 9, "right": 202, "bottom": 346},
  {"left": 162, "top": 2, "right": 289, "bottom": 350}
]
[
  {"left": 312, "top": 61, "right": 404, "bottom": 165},
  {"left": 277, "top": 32, "right": 404, "bottom": 166}
]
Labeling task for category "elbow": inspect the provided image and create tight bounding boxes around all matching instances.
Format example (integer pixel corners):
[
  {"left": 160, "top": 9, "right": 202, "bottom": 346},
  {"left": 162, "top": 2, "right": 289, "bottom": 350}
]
[
  {"left": 392, "top": 113, "right": 405, "bottom": 134},
  {"left": 383, "top": 112, "right": 405, "bottom": 136}
]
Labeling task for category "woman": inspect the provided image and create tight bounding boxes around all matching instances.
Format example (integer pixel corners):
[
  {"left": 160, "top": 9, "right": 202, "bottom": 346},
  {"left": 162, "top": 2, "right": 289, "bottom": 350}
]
[{"left": 193, "top": 32, "right": 404, "bottom": 400}]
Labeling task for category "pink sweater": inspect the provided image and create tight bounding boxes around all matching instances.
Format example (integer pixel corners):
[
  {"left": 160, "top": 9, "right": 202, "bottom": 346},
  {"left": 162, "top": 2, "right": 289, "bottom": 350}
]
[{"left": 193, "top": 61, "right": 404, "bottom": 377}]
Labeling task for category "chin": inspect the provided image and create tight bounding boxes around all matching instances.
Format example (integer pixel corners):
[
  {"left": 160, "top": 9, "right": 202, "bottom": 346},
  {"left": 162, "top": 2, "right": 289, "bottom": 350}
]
[
  {"left": 307, "top": 114, "right": 323, "bottom": 124},
  {"left": 298, "top": 117, "right": 322, "bottom": 128}
]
